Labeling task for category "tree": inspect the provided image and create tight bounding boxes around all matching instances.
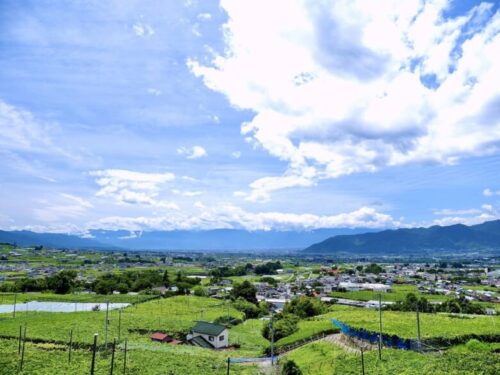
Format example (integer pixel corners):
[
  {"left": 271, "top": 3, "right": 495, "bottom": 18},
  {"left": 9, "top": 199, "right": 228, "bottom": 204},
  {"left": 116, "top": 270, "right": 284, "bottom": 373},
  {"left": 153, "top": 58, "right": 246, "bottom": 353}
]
[
  {"left": 231, "top": 281, "right": 258, "bottom": 304},
  {"left": 163, "top": 269, "right": 170, "bottom": 288},
  {"left": 262, "top": 314, "right": 299, "bottom": 341},
  {"left": 46, "top": 270, "right": 77, "bottom": 294},
  {"left": 193, "top": 286, "right": 208, "bottom": 297},
  {"left": 233, "top": 297, "right": 259, "bottom": 318},
  {"left": 283, "top": 296, "right": 326, "bottom": 318},
  {"left": 281, "top": 360, "right": 302, "bottom": 375}
]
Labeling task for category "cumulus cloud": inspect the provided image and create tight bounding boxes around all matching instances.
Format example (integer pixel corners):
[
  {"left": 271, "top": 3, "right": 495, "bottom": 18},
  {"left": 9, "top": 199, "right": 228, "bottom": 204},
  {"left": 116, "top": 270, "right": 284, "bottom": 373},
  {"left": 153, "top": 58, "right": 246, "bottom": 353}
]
[
  {"left": 189, "top": 0, "right": 500, "bottom": 200},
  {"left": 89, "top": 169, "right": 178, "bottom": 209},
  {"left": 177, "top": 145, "right": 207, "bottom": 159},
  {"left": 88, "top": 205, "right": 400, "bottom": 231}
]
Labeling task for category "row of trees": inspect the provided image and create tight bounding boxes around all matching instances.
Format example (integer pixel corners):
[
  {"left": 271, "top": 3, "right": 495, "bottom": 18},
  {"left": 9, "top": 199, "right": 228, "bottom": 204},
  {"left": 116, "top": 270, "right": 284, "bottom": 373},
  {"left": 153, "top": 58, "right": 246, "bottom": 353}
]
[
  {"left": 0, "top": 270, "right": 78, "bottom": 294},
  {"left": 387, "top": 293, "right": 486, "bottom": 314}
]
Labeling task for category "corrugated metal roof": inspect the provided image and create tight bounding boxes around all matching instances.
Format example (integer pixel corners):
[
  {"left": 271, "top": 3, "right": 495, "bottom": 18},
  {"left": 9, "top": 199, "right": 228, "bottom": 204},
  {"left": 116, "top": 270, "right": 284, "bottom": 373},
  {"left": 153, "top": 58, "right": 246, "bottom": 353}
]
[
  {"left": 192, "top": 321, "right": 226, "bottom": 336},
  {"left": 189, "top": 335, "right": 214, "bottom": 349}
]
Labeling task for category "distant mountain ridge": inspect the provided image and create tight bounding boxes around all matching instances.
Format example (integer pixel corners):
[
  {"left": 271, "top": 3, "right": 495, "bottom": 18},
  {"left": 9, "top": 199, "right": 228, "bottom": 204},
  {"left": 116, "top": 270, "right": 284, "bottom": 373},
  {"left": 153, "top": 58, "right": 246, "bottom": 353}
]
[
  {"left": 0, "top": 228, "right": 373, "bottom": 251},
  {"left": 304, "top": 220, "right": 500, "bottom": 255}
]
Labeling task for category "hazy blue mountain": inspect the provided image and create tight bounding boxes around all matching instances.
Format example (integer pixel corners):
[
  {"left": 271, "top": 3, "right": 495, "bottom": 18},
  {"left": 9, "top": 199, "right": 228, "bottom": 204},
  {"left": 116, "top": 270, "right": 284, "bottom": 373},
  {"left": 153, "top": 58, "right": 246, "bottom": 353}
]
[
  {"left": 304, "top": 220, "right": 500, "bottom": 255},
  {"left": 0, "top": 230, "right": 109, "bottom": 249},
  {"left": 88, "top": 228, "right": 373, "bottom": 250},
  {"left": 0, "top": 228, "right": 373, "bottom": 251}
]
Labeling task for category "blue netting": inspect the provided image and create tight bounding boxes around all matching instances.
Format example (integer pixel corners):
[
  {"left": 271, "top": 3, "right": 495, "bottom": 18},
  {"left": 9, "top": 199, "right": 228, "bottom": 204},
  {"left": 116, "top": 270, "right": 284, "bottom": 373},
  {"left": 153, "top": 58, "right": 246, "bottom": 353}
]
[{"left": 332, "top": 319, "right": 413, "bottom": 350}]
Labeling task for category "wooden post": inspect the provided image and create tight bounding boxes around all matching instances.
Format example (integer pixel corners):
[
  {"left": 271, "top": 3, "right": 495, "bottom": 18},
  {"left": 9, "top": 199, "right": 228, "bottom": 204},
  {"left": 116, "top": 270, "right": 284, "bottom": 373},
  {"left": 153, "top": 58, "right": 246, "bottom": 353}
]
[
  {"left": 270, "top": 311, "right": 275, "bottom": 366},
  {"left": 226, "top": 357, "right": 230, "bottom": 375},
  {"left": 18, "top": 325, "right": 22, "bottom": 354},
  {"left": 378, "top": 293, "right": 382, "bottom": 360},
  {"left": 416, "top": 303, "right": 422, "bottom": 352},
  {"left": 19, "top": 324, "right": 27, "bottom": 371},
  {"left": 105, "top": 301, "right": 110, "bottom": 350},
  {"left": 90, "top": 333, "right": 98, "bottom": 375},
  {"left": 68, "top": 329, "right": 73, "bottom": 363},
  {"left": 123, "top": 338, "right": 128, "bottom": 374},
  {"left": 110, "top": 338, "right": 116, "bottom": 375},
  {"left": 13, "top": 293, "right": 17, "bottom": 318},
  {"left": 360, "top": 347, "right": 365, "bottom": 375},
  {"left": 118, "top": 309, "right": 122, "bottom": 342}
]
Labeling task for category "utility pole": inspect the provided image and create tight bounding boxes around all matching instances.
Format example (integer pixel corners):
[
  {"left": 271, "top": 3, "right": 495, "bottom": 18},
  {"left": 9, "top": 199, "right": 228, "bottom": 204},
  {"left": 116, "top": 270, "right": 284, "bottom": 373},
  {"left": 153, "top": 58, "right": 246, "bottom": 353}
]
[
  {"left": 378, "top": 293, "right": 383, "bottom": 360},
  {"left": 416, "top": 302, "right": 422, "bottom": 352},
  {"left": 105, "top": 301, "right": 110, "bottom": 350},
  {"left": 226, "top": 357, "right": 230, "bottom": 375}
]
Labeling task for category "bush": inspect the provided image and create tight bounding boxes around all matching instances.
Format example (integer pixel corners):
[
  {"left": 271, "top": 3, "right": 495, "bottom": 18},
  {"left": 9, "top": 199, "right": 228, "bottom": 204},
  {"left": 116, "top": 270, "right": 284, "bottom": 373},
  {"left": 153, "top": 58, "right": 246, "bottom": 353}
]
[
  {"left": 282, "top": 296, "right": 326, "bottom": 318},
  {"left": 262, "top": 314, "right": 299, "bottom": 341},
  {"left": 281, "top": 359, "right": 302, "bottom": 375}
]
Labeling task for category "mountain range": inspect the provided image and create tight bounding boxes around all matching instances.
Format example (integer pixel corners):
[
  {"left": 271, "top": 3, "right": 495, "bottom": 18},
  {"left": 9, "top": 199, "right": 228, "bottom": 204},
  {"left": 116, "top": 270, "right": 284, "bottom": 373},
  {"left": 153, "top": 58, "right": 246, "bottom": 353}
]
[
  {"left": 0, "top": 228, "right": 371, "bottom": 251},
  {"left": 304, "top": 220, "right": 500, "bottom": 255},
  {"left": 2, "top": 220, "right": 500, "bottom": 254}
]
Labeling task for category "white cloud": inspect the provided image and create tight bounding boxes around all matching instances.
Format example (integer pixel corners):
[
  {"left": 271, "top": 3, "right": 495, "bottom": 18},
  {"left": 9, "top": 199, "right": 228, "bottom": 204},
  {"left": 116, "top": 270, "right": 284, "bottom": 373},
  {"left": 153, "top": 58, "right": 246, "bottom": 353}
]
[
  {"left": 197, "top": 13, "right": 212, "bottom": 21},
  {"left": 89, "top": 169, "right": 178, "bottom": 210},
  {"left": 0, "top": 100, "right": 67, "bottom": 156},
  {"left": 88, "top": 205, "right": 400, "bottom": 231},
  {"left": 189, "top": 0, "right": 500, "bottom": 200},
  {"left": 433, "top": 208, "right": 481, "bottom": 216},
  {"left": 132, "top": 22, "right": 155, "bottom": 37},
  {"left": 483, "top": 188, "right": 500, "bottom": 197},
  {"left": 432, "top": 203, "right": 499, "bottom": 226},
  {"left": 172, "top": 189, "right": 203, "bottom": 197},
  {"left": 177, "top": 145, "right": 207, "bottom": 159},
  {"left": 147, "top": 88, "right": 162, "bottom": 96},
  {"left": 231, "top": 151, "right": 241, "bottom": 159},
  {"left": 33, "top": 193, "right": 94, "bottom": 222}
]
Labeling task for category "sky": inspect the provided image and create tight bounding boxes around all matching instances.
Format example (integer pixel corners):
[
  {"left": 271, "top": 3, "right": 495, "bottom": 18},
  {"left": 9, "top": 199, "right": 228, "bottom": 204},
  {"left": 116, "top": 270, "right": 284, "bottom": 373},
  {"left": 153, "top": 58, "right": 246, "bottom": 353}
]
[{"left": 1, "top": 0, "right": 500, "bottom": 235}]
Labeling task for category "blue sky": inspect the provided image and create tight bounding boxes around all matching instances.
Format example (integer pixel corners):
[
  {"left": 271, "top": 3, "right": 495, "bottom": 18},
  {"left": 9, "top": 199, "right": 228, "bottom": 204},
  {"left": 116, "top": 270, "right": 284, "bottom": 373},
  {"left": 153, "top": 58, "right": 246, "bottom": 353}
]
[{"left": 0, "top": 0, "right": 499, "bottom": 234}]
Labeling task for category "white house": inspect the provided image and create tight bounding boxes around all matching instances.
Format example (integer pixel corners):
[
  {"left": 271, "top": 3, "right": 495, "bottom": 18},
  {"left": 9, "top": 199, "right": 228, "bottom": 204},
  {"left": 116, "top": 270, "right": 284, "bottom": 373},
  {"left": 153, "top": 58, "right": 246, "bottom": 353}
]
[{"left": 187, "top": 321, "right": 229, "bottom": 349}]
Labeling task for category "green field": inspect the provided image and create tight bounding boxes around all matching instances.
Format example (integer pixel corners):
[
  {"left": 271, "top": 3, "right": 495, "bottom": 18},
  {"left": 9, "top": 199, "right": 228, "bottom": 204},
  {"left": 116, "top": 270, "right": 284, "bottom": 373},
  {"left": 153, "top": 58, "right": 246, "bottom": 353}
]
[
  {"left": 0, "top": 296, "right": 243, "bottom": 345},
  {"left": 0, "top": 292, "right": 155, "bottom": 305},
  {"left": 331, "top": 284, "right": 450, "bottom": 302},
  {"left": 328, "top": 305, "right": 500, "bottom": 340},
  {"left": 274, "top": 318, "right": 338, "bottom": 351}
]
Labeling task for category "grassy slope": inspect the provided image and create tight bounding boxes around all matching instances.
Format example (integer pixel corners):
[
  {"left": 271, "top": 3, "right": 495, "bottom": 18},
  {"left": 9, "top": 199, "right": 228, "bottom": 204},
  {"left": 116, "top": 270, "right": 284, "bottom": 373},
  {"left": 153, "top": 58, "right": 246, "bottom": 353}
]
[
  {"left": 0, "top": 338, "right": 258, "bottom": 375},
  {"left": 327, "top": 305, "right": 500, "bottom": 339},
  {"left": 286, "top": 340, "right": 500, "bottom": 375}
]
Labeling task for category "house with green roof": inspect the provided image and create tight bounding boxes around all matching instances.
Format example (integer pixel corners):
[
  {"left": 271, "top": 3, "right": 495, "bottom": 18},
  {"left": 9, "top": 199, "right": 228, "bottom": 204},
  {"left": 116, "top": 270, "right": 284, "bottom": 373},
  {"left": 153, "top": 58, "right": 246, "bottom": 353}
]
[{"left": 186, "top": 321, "right": 229, "bottom": 349}]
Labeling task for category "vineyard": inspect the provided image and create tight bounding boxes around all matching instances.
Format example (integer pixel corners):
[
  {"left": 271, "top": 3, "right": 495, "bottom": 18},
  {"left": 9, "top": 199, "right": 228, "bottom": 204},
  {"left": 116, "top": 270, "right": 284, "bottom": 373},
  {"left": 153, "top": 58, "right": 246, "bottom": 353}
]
[
  {"left": 327, "top": 305, "right": 500, "bottom": 340},
  {"left": 285, "top": 340, "right": 500, "bottom": 375},
  {"left": 0, "top": 294, "right": 499, "bottom": 374}
]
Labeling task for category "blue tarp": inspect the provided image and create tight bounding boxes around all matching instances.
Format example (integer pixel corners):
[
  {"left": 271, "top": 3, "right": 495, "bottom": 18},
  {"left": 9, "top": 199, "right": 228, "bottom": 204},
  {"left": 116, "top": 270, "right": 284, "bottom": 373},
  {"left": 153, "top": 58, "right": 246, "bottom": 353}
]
[{"left": 332, "top": 319, "right": 413, "bottom": 350}]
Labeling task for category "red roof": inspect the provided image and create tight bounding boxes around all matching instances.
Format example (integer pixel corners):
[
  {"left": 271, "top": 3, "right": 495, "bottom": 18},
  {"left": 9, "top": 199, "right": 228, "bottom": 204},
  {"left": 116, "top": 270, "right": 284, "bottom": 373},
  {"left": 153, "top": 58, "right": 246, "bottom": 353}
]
[{"left": 150, "top": 332, "right": 172, "bottom": 342}]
